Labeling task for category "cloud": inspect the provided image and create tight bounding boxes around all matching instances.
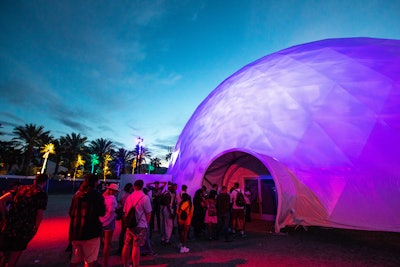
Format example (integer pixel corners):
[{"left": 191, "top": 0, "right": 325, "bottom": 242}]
[
  {"left": 57, "top": 117, "right": 93, "bottom": 134},
  {"left": 0, "top": 114, "right": 24, "bottom": 125}
]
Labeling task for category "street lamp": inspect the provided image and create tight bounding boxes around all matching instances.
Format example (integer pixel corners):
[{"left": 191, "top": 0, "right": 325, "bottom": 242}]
[{"left": 135, "top": 137, "right": 143, "bottom": 174}]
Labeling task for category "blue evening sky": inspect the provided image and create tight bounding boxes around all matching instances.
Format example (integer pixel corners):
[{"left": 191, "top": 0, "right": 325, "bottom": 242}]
[{"left": 1, "top": 0, "right": 399, "bottom": 165}]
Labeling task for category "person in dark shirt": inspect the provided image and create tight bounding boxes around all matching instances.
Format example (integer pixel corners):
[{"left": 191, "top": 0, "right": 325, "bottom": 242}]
[
  {"left": 216, "top": 186, "right": 232, "bottom": 242},
  {"left": 69, "top": 174, "right": 105, "bottom": 267},
  {"left": 0, "top": 174, "right": 48, "bottom": 267},
  {"left": 146, "top": 181, "right": 166, "bottom": 233}
]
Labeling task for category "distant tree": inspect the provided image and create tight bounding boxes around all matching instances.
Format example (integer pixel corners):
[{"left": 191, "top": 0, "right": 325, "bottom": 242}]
[
  {"left": 112, "top": 148, "right": 134, "bottom": 177},
  {"left": 0, "top": 140, "right": 22, "bottom": 174},
  {"left": 61, "top": 133, "right": 88, "bottom": 174},
  {"left": 12, "top": 123, "right": 51, "bottom": 175},
  {"left": 40, "top": 143, "right": 55, "bottom": 174},
  {"left": 89, "top": 138, "right": 113, "bottom": 174},
  {"left": 150, "top": 157, "right": 162, "bottom": 173},
  {"left": 165, "top": 152, "right": 172, "bottom": 162},
  {"left": 132, "top": 145, "right": 152, "bottom": 174},
  {"left": 73, "top": 154, "right": 85, "bottom": 179}
]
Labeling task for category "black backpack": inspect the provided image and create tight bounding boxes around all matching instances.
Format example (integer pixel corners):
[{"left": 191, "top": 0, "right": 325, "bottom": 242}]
[
  {"left": 125, "top": 206, "right": 139, "bottom": 229},
  {"left": 124, "top": 195, "right": 145, "bottom": 230},
  {"left": 235, "top": 190, "right": 245, "bottom": 207}
]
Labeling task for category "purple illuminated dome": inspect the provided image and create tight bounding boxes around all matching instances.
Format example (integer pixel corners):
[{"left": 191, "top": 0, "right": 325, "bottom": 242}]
[{"left": 168, "top": 38, "right": 400, "bottom": 232}]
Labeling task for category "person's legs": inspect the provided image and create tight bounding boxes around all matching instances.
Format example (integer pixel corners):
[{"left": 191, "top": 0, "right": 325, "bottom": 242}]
[
  {"left": 155, "top": 204, "right": 161, "bottom": 231},
  {"left": 212, "top": 223, "right": 217, "bottom": 239},
  {"left": 150, "top": 209, "right": 155, "bottom": 231},
  {"left": 245, "top": 204, "right": 251, "bottom": 222},
  {"left": 102, "top": 230, "right": 114, "bottom": 267},
  {"left": 70, "top": 240, "right": 83, "bottom": 266},
  {"left": 131, "top": 245, "right": 140, "bottom": 267},
  {"left": 131, "top": 228, "right": 146, "bottom": 266},
  {"left": 81, "top": 237, "right": 100, "bottom": 267},
  {"left": 122, "top": 230, "right": 133, "bottom": 267},
  {"left": 165, "top": 216, "right": 173, "bottom": 243},
  {"left": 231, "top": 209, "right": 238, "bottom": 232},
  {"left": 160, "top": 208, "right": 166, "bottom": 242},
  {"left": 222, "top": 212, "right": 231, "bottom": 240},
  {"left": 207, "top": 222, "right": 213, "bottom": 240},
  {"left": 118, "top": 220, "right": 126, "bottom": 253},
  {"left": 237, "top": 209, "right": 245, "bottom": 236},
  {"left": 140, "top": 226, "right": 154, "bottom": 255},
  {"left": 182, "top": 225, "right": 189, "bottom": 247}
]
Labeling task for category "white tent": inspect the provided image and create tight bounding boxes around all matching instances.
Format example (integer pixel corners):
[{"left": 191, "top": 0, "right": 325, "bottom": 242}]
[{"left": 167, "top": 37, "right": 400, "bottom": 233}]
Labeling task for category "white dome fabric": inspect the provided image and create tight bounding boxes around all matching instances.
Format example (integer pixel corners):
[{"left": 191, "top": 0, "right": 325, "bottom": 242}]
[{"left": 168, "top": 38, "right": 400, "bottom": 232}]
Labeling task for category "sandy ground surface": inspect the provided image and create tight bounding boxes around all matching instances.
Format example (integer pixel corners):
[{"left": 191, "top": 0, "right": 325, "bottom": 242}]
[{"left": 16, "top": 194, "right": 400, "bottom": 267}]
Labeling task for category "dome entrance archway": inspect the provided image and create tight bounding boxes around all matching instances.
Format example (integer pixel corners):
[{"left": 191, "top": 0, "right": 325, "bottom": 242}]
[{"left": 201, "top": 151, "right": 277, "bottom": 222}]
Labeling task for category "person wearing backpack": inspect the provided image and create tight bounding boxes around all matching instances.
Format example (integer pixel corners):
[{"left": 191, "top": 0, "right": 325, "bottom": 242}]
[
  {"left": 122, "top": 179, "right": 152, "bottom": 267},
  {"left": 176, "top": 193, "right": 193, "bottom": 253},
  {"left": 230, "top": 182, "right": 246, "bottom": 238}
]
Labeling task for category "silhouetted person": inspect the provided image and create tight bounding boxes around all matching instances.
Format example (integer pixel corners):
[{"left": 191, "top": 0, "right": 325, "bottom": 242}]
[
  {"left": 147, "top": 181, "right": 166, "bottom": 232},
  {"left": 0, "top": 173, "right": 49, "bottom": 267},
  {"left": 216, "top": 186, "right": 232, "bottom": 242},
  {"left": 69, "top": 174, "right": 105, "bottom": 267}
]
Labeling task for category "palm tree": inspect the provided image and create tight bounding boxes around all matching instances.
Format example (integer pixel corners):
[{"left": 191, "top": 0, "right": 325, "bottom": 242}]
[
  {"left": 165, "top": 152, "right": 172, "bottom": 162},
  {"left": 131, "top": 146, "right": 152, "bottom": 174},
  {"left": 61, "top": 133, "right": 88, "bottom": 174},
  {"left": 112, "top": 148, "right": 134, "bottom": 177},
  {"left": 40, "top": 143, "right": 55, "bottom": 174},
  {"left": 0, "top": 140, "right": 22, "bottom": 174},
  {"left": 150, "top": 157, "right": 162, "bottom": 173},
  {"left": 89, "top": 138, "right": 113, "bottom": 175},
  {"left": 12, "top": 123, "right": 51, "bottom": 175},
  {"left": 73, "top": 154, "right": 85, "bottom": 179}
]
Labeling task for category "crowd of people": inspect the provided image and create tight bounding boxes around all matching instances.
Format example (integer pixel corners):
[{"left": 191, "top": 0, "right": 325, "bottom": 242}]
[{"left": 0, "top": 174, "right": 253, "bottom": 267}]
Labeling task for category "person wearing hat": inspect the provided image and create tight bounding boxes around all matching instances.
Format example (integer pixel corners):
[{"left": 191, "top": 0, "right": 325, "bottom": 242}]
[{"left": 100, "top": 183, "right": 119, "bottom": 267}]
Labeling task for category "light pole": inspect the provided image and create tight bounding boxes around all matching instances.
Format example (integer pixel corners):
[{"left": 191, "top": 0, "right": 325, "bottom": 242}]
[{"left": 135, "top": 137, "right": 143, "bottom": 174}]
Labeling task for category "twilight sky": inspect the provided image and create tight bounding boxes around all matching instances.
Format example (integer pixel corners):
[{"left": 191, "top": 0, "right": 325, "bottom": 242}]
[{"left": 1, "top": 0, "right": 399, "bottom": 165}]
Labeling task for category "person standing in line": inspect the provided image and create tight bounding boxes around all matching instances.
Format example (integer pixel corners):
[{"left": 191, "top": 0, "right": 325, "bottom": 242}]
[
  {"left": 160, "top": 183, "right": 177, "bottom": 245},
  {"left": 216, "top": 186, "right": 232, "bottom": 242},
  {"left": 100, "top": 183, "right": 119, "bottom": 267},
  {"left": 244, "top": 186, "right": 252, "bottom": 223},
  {"left": 0, "top": 174, "right": 48, "bottom": 267},
  {"left": 122, "top": 179, "right": 152, "bottom": 267},
  {"left": 209, "top": 184, "right": 218, "bottom": 198},
  {"left": 192, "top": 188, "right": 206, "bottom": 239},
  {"left": 204, "top": 191, "right": 218, "bottom": 240},
  {"left": 140, "top": 187, "right": 157, "bottom": 256},
  {"left": 146, "top": 181, "right": 166, "bottom": 233},
  {"left": 230, "top": 182, "right": 246, "bottom": 237},
  {"left": 69, "top": 174, "right": 106, "bottom": 267},
  {"left": 118, "top": 183, "right": 133, "bottom": 254},
  {"left": 176, "top": 193, "right": 194, "bottom": 253},
  {"left": 176, "top": 184, "right": 188, "bottom": 205}
]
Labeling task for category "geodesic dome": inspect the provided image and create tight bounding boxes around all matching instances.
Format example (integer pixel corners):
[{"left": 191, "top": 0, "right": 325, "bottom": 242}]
[{"left": 168, "top": 37, "right": 400, "bottom": 232}]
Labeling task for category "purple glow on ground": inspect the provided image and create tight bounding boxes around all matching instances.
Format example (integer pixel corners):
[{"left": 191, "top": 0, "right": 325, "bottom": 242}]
[{"left": 168, "top": 38, "right": 400, "bottom": 232}]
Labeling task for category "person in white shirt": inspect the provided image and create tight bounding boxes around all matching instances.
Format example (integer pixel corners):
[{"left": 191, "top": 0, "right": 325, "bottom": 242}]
[
  {"left": 230, "top": 182, "right": 246, "bottom": 237},
  {"left": 244, "top": 186, "right": 252, "bottom": 223},
  {"left": 122, "top": 180, "right": 152, "bottom": 267}
]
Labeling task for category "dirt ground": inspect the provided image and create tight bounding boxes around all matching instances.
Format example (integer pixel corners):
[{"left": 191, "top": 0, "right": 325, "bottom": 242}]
[{"left": 16, "top": 194, "right": 400, "bottom": 267}]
